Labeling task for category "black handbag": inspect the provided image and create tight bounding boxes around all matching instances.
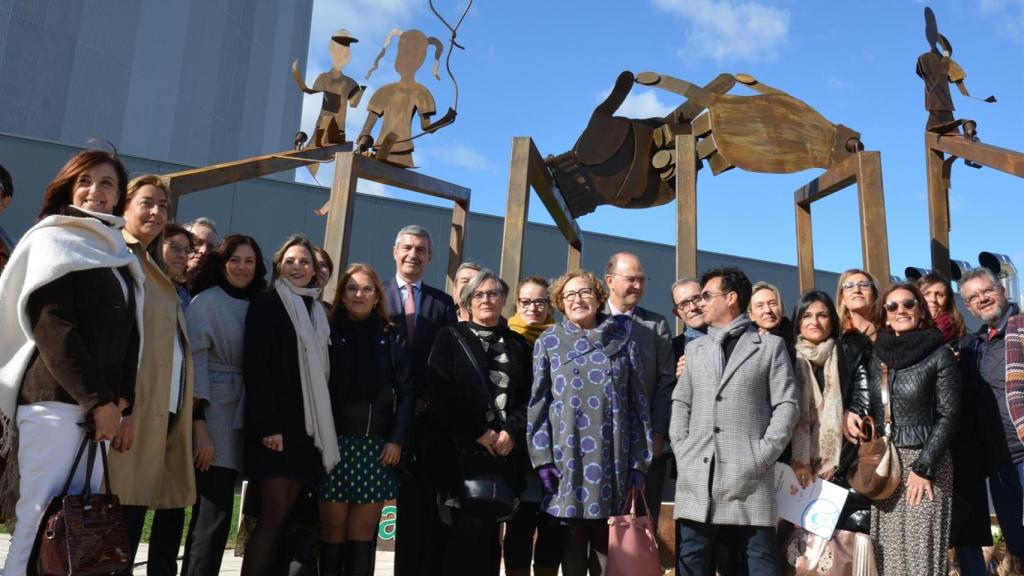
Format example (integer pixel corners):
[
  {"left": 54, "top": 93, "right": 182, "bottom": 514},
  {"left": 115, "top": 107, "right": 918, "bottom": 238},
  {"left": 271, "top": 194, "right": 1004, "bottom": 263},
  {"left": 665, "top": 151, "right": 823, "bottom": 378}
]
[
  {"left": 32, "top": 435, "right": 130, "bottom": 576},
  {"left": 449, "top": 329, "right": 519, "bottom": 521}
]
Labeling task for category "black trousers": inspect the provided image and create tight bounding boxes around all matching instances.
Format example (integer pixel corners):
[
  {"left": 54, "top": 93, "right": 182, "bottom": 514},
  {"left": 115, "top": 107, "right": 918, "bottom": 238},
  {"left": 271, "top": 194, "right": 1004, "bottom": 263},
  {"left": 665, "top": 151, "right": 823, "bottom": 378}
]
[
  {"left": 643, "top": 453, "right": 670, "bottom": 526},
  {"left": 502, "top": 500, "right": 562, "bottom": 569},
  {"left": 394, "top": 414, "right": 446, "bottom": 576},
  {"left": 182, "top": 466, "right": 238, "bottom": 576},
  {"left": 443, "top": 508, "right": 500, "bottom": 576},
  {"left": 124, "top": 505, "right": 187, "bottom": 576},
  {"left": 561, "top": 518, "right": 609, "bottom": 576}
]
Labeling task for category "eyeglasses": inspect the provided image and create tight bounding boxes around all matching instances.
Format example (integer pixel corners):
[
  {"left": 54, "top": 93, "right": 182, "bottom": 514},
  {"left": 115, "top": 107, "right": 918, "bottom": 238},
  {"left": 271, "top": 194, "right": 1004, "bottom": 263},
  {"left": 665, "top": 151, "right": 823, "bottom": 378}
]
[
  {"left": 163, "top": 241, "right": 194, "bottom": 257},
  {"left": 964, "top": 286, "right": 999, "bottom": 307},
  {"left": 884, "top": 299, "right": 918, "bottom": 313},
  {"left": 517, "top": 298, "right": 549, "bottom": 309},
  {"left": 700, "top": 290, "right": 732, "bottom": 302},
  {"left": 609, "top": 273, "right": 648, "bottom": 286},
  {"left": 344, "top": 284, "right": 376, "bottom": 296},
  {"left": 842, "top": 280, "right": 873, "bottom": 292},
  {"left": 562, "top": 288, "right": 596, "bottom": 302},
  {"left": 471, "top": 290, "right": 503, "bottom": 301},
  {"left": 674, "top": 295, "right": 702, "bottom": 311}
]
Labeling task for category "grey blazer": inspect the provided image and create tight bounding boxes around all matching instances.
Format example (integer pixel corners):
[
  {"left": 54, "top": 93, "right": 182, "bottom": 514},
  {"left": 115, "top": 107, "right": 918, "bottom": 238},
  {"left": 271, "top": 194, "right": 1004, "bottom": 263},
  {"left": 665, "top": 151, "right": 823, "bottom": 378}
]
[
  {"left": 669, "top": 320, "right": 798, "bottom": 527},
  {"left": 604, "top": 304, "right": 676, "bottom": 435}
]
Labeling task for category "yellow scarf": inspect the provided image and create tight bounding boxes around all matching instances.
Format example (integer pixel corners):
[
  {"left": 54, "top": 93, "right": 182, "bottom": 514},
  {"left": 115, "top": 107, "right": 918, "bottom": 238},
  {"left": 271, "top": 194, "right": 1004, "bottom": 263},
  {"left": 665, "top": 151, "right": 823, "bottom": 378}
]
[{"left": 508, "top": 313, "right": 555, "bottom": 346}]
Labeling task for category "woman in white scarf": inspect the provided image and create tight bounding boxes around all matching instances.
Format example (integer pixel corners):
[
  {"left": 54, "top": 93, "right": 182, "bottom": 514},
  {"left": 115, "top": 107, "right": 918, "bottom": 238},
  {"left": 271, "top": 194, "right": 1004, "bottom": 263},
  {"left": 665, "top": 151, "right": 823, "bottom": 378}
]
[
  {"left": 790, "top": 290, "right": 847, "bottom": 488},
  {"left": 240, "top": 234, "right": 338, "bottom": 576},
  {"left": 0, "top": 150, "right": 144, "bottom": 576}
]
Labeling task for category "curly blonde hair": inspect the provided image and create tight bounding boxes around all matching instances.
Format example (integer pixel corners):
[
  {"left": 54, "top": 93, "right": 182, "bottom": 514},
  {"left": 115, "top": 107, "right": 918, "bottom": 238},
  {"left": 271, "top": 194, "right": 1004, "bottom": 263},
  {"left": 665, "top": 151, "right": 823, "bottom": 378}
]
[{"left": 549, "top": 270, "right": 608, "bottom": 315}]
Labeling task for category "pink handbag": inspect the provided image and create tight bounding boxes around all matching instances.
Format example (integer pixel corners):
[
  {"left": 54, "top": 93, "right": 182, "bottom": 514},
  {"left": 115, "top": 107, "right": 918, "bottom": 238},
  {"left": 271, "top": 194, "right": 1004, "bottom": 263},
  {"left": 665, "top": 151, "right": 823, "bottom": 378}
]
[{"left": 607, "top": 488, "right": 661, "bottom": 576}]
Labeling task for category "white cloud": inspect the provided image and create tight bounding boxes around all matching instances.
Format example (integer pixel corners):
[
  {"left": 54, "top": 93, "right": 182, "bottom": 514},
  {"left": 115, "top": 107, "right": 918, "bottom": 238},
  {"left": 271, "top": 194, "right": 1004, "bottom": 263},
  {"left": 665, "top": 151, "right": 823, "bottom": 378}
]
[
  {"left": 595, "top": 88, "right": 675, "bottom": 118},
  {"left": 652, "top": 0, "right": 790, "bottom": 63},
  {"left": 446, "top": 143, "right": 490, "bottom": 170},
  {"left": 979, "top": 0, "right": 1024, "bottom": 41}
]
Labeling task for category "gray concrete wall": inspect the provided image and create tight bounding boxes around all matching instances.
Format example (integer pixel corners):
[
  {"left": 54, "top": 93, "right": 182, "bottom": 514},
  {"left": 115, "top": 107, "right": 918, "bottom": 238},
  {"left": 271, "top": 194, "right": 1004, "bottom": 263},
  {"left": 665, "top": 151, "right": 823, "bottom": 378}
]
[
  {"left": 0, "top": 133, "right": 841, "bottom": 332},
  {"left": 0, "top": 0, "right": 312, "bottom": 168}
]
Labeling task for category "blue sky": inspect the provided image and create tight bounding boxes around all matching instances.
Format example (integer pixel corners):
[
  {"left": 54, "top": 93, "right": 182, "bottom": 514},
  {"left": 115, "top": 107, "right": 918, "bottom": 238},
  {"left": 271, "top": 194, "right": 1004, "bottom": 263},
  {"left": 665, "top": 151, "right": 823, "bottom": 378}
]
[{"left": 295, "top": 0, "right": 1024, "bottom": 277}]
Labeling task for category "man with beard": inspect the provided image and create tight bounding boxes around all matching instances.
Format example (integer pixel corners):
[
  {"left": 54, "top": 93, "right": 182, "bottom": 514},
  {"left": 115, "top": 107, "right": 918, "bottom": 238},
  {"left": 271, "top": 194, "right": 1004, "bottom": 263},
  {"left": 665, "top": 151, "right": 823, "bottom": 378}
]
[{"left": 958, "top": 267, "right": 1024, "bottom": 569}]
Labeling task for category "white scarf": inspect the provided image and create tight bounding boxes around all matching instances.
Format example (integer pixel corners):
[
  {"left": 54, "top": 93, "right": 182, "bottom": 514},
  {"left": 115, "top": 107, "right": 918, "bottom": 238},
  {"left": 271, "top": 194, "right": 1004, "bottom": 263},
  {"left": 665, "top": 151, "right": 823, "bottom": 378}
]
[
  {"left": 792, "top": 336, "right": 844, "bottom": 473},
  {"left": 273, "top": 278, "right": 339, "bottom": 471},
  {"left": 0, "top": 212, "right": 144, "bottom": 455}
]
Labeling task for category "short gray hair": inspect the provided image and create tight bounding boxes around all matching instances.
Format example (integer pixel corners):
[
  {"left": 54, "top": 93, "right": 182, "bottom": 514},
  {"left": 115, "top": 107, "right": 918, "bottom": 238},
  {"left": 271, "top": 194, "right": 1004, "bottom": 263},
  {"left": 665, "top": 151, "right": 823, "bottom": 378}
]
[
  {"left": 670, "top": 276, "right": 701, "bottom": 305},
  {"left": 459, "top": 268, "right": 509, "bottom": 313},
  {"left": 185, "top": 217, "right": 218, "bottom": 234},
  {"left": 456, "top": 261, "right": 483, "bottom": 276},
  {"left": 394, "top": 225, "right": 432, "bottom": 250},
  {"left": 750, "top": 281, "right": 785, "bottom": 316},
  {"left": 958, "top": 267, "right": 1002, "bottom": 296}
]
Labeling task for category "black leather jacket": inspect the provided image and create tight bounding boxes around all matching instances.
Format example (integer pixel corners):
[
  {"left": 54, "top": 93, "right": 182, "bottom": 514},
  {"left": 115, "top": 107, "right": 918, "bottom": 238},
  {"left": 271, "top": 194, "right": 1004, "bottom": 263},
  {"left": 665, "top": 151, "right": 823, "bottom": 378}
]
[
  {"left": 841, "top": 331, "right": 871, "bottom": 411},
  {"left": 851, "top": 335, "right": 960, "bottom": 479},
  {"left": 330, "top": 327, "right": 414, "bottom": 446}
]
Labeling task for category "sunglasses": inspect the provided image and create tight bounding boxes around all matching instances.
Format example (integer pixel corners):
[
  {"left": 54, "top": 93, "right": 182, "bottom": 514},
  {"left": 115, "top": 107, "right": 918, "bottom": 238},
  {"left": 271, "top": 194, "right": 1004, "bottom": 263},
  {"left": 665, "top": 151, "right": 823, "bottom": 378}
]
[{"left": 883, "top": 298, "right": 918, "bottom": 313}]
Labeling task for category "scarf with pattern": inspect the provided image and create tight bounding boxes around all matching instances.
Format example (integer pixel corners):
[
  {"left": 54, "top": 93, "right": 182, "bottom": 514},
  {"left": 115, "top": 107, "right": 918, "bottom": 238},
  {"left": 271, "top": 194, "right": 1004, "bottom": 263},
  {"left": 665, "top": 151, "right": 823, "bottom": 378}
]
[{"left": 792, "top": 336, "right": 844, "bottom": 473}]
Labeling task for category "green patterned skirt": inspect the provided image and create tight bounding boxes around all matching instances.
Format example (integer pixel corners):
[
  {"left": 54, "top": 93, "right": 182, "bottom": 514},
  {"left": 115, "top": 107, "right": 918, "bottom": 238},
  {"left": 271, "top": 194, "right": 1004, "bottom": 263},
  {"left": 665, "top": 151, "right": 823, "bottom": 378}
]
[{"left": 319, "top": 435, "right": 399, "bottom": 504}]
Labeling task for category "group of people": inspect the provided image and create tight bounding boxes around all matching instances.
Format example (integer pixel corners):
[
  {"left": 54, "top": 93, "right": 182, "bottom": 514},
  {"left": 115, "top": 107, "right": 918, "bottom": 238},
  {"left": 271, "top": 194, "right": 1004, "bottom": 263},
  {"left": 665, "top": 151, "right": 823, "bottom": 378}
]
[{"left": 0, "top": 147, "right": 1023, "bottom": 576}]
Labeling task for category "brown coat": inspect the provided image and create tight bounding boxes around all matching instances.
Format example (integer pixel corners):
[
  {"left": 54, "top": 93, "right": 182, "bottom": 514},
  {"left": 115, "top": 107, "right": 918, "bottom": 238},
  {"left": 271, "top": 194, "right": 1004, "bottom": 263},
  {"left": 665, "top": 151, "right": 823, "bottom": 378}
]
[
  {"left": 19, "top": 266, "right": 140, "bottom": 411},
  {"left": 108, "top": 230, "right": 195, "bottom": 508}
]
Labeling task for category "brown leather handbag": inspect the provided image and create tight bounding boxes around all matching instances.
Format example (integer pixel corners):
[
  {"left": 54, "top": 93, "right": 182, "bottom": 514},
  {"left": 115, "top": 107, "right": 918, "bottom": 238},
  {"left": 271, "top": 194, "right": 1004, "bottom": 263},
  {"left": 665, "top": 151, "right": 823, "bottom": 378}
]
[
  {"left": 33, "top": 436, "right": 130, "bottom": 575},
  {"left": 849, "top": 363, "right": 902, "bottom": 500}
]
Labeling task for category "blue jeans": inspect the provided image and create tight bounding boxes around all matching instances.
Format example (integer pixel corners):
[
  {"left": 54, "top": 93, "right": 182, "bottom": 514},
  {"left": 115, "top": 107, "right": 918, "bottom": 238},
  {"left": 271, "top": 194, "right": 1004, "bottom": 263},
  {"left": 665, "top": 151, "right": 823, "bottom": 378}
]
[
  {"left": 958, "top": 461, "right": 1024, "bottom": 576},
  {"left": 990, "top": 461, "right": 1024, "bottom": 556},
  {"left": 675, "top": 519, "right": 776, "bottom": 576}
]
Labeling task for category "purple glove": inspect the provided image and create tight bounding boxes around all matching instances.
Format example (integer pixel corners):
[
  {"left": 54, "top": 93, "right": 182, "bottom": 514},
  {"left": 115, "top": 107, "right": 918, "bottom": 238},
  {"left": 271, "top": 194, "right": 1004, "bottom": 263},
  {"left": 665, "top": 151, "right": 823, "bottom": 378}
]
[
  {"left": 538, "top": 464, "right": 562, "bottom": 494},
  {"left": 629, "top": 469, "right": 647, "bottom": 492}
]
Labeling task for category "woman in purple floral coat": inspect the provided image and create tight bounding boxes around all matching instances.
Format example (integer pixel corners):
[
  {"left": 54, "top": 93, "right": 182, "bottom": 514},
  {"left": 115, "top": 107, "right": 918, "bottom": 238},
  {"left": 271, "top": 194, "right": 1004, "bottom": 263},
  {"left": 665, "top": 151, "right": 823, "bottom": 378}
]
[{"left": 526, "top": 269, "right": 652, "bottom": 576}]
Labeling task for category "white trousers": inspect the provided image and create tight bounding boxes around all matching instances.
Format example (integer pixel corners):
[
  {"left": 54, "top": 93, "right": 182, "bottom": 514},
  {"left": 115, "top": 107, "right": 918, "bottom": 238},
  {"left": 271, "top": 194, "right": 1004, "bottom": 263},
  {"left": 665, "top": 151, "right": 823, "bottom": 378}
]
[{"left": 2, "top": 402, "right": 104, "bottom": 576}]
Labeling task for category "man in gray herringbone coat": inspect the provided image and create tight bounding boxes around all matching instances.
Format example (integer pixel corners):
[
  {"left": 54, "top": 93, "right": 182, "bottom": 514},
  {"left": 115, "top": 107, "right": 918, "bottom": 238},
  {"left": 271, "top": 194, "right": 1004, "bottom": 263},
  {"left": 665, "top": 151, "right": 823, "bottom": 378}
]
[{"left": 670, "top": 267, "right": 799, "bottom": 575}]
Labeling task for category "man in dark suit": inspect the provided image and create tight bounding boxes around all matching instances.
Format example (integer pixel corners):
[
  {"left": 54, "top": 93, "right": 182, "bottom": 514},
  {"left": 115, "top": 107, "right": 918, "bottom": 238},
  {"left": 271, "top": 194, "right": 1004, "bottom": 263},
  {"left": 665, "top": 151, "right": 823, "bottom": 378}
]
[
  {"left": 384, "top": 224, "right": 457, "bottom": 576},
  {"left": 603, "top": 252, "right": 675, "bottom": 533}
]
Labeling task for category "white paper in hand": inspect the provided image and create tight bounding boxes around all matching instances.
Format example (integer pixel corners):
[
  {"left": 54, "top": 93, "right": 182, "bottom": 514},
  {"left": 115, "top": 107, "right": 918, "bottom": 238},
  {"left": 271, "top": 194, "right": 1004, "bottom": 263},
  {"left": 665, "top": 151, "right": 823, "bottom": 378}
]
[{"left": 774, "top": 462, "right": 850, "bottom": 539}]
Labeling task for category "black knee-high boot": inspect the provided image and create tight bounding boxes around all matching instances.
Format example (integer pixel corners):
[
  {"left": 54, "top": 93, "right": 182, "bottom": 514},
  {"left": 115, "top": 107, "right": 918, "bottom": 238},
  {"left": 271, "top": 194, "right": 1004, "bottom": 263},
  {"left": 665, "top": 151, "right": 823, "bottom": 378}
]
[
  {"left": 344, "top": 541, "right": 375, "bottom": 576},
  {"left": 318, "top": 542, "right": 343, "bottom": 576}
]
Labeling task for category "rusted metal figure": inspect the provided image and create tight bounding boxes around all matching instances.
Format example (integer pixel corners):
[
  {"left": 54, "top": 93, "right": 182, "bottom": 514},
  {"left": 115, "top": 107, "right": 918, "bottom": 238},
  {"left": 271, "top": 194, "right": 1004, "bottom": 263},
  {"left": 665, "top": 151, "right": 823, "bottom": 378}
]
[
  {"left": 917, "top": 7, "right": 995, "bottom": 138},
  {"left": 546, "top": 70, "right": 863, "bottom": 218},
  {"left": 292, "top": 29, "right": 364, "bottom": 148}
]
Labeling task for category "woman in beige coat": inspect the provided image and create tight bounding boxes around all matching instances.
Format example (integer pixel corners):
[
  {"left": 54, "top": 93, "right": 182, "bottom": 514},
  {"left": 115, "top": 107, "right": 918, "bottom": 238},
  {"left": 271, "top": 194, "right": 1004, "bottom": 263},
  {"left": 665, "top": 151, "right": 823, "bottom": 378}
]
[{"left": 109, "top": 174, "right": 197, "bottom": 573}]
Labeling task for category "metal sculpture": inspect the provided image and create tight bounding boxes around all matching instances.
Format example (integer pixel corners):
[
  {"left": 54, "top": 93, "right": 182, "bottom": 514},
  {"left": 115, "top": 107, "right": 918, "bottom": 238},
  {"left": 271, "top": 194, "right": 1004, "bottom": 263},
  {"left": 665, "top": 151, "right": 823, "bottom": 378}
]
[
  {"left": 546, "top": 70, "right": 863, "bottom": 219},
  {"left": 501, "top": 69, "right": 889, "bottom": 308},
  {"left": 917, "top": 7, "right": 995, "bottom": 136},
  {"left": 920, "top": 6, "right": 1023, "bottom": 278},
  {"left": 292, "top": 29, "right": 365, "bottom": 150}
]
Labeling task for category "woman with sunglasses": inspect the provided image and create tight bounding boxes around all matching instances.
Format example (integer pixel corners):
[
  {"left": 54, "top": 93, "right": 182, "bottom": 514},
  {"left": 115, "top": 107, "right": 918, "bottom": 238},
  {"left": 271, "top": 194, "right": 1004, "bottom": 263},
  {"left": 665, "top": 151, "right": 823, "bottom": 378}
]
[
  {"left": 527, "top": 269, "right": 652, "bottom": 576},
  {"left": 846, "top": 282, "right": 960, "bottom": 575},
  {"left": 504, "top": 276, "right": 561, "bottom": 576},
  {"left": 426, "top": 268, "right": 532, "bottom": 575}
]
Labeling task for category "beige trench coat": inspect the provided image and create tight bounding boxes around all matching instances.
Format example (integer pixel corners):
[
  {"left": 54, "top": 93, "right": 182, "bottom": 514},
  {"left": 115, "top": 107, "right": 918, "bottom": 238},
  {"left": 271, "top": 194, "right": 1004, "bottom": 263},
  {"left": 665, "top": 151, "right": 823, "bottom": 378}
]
[{"left": 108, "top": 230, "right": 195, "bottom": 508}]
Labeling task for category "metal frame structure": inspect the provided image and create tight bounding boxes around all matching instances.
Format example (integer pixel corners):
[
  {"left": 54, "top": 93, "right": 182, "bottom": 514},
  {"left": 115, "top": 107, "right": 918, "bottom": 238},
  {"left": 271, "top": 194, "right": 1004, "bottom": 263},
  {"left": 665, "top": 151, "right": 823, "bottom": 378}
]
[
  {"left": 319, "top": 151, "right": 470, "bottom": 302},
  {"left": 793, "top": 151, "right": 892, "bottom": 293},
  {"left": 162, "top": 143, "right": 471, "bottom": 304},
  {"left": 499, "top": 137, "right": 583, "bottom": 315}
]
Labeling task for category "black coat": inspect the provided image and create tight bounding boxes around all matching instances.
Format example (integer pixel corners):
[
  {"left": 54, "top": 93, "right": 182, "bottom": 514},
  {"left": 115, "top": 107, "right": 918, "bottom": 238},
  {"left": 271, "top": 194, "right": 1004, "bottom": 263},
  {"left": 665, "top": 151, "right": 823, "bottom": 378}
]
[
  {"left": 382, "top": 278, "right": 457, "bottom": 400},
  {"left": 328, "top": 320, "right": 414, "bottom": 446},
  {"left": 21, "top": 266, "right": 139, "bottom": 413},
  {"left": 851, "top": 329, "right": 961, "bottom": 479},
  {"left": 242, "top": 289, "right": 320, "bottom": 482},
  {"left": 424, "top": 322, "right": 531, "bottom": 494}
]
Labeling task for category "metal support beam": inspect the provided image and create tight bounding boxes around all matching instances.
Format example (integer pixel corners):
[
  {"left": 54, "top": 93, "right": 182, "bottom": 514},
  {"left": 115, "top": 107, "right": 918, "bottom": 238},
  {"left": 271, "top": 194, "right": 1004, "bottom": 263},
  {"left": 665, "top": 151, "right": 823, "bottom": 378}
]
[
  {"left": 322, "top": 152, "right": 359, "bottom": 304},
  {"left": 675, "top": 134, "right": 698, "bottom": 282},
  {"left": 926, "top": 132, "right": 1024, "bottom": 178},
  {"left": 925, "top": 144, "right": 950, "bottom": 277},
  {"left": 795, "top": 201, "right": 814, "bottom": 294},
  {"left": 448, "top": 199, "right": 469, "bottom": 295}
]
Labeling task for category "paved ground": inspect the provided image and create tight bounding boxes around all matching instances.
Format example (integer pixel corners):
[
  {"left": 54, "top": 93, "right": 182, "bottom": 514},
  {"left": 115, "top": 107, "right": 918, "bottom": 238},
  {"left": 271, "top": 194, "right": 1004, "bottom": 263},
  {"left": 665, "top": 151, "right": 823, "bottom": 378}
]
[{"left": 0, "top": 534, "right": 398, "bottom": 575}]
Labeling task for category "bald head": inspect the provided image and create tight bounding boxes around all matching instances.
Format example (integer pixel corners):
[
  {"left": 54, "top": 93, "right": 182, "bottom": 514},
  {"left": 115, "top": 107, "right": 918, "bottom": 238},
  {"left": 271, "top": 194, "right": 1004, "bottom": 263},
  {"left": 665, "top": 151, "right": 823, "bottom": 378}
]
[{"left": 605, "top": 252, "right": 647, "bottom": 312}]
